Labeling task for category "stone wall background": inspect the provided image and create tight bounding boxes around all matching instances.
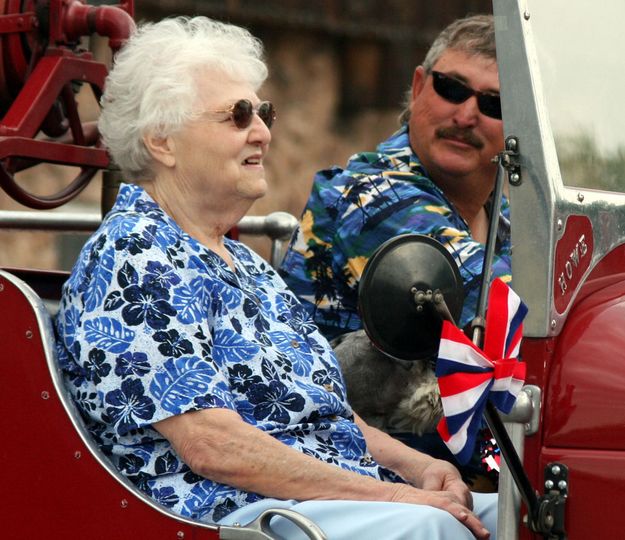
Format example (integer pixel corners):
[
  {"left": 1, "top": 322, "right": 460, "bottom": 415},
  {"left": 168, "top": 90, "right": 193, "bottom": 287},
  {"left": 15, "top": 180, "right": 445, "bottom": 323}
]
[{"left": 0, "top": 0, "right": 491, "bottom": 269}]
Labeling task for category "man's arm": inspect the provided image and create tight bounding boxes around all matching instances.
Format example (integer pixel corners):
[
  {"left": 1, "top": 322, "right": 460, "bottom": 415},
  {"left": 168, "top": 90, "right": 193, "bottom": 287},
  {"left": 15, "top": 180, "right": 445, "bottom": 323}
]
[{"left": 154, "top": 407, "right": 489, "bottom": 539}]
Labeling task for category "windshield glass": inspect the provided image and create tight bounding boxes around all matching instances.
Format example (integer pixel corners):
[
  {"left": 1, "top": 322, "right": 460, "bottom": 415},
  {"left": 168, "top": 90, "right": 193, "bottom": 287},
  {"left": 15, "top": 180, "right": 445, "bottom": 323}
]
[{"left": 528, "top": 0, "right": 625, "bottom": 190}]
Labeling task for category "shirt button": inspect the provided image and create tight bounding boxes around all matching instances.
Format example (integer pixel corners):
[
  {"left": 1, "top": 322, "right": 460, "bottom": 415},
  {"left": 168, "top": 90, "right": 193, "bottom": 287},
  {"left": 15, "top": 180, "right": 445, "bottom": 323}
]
[
  {"left": 329, "top": 415, "right": 338, "bottom": 421},
  {"left": 291, "top": 340, "right": 300, "bottom": 348},
  {"left": 362, "top": 453, "right": 374, "bottom": 464},
  {"left": 323, "top": 382, "right": 334, "bottom": 392}
]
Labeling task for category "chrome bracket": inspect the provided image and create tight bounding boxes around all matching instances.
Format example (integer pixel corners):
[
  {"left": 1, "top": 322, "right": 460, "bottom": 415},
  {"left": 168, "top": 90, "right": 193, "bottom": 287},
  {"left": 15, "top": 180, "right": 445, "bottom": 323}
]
[
  {"left": 499, "top": 135, "right": 522, "bottom": 186},
  {"left": 529, "top": 462, "right": 568, "bottom": 539},
  {"left": 501, "top": 384, "right": 541, "bottom": 435}
]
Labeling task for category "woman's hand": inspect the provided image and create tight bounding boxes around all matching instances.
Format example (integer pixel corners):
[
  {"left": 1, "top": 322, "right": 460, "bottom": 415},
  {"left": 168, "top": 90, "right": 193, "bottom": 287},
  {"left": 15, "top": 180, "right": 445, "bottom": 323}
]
[
  {"left": 389, "top": 483, "right": 489, "bottom": 540},
  {"left": 420, "top": 459, "right": 473, "bottom": 510}
]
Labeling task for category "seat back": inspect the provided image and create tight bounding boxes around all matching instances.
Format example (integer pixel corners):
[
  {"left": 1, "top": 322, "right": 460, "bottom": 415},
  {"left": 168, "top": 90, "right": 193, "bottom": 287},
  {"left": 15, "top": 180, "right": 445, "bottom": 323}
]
[
  {"left": 0, "top": 269, "right": 221, "bottom": 539},
  {"left": 0, "top": 269, "right": 326, "bottom": 540}
]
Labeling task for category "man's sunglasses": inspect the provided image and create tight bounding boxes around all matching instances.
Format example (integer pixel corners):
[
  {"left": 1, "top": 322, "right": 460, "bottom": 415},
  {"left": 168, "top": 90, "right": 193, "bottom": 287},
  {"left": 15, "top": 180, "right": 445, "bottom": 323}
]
[
  {"left": 208, "top": 99, "right": 276, "bottom": 129},
  {"left": 431, "top": 71, "right": 501, "bottom": 120}
]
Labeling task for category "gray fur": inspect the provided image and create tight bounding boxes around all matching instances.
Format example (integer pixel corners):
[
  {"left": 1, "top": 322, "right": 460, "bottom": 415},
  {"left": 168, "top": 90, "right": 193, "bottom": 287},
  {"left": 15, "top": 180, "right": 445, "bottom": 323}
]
[{"left": 332, "top": 330, "right": 443, "bottom": 435}]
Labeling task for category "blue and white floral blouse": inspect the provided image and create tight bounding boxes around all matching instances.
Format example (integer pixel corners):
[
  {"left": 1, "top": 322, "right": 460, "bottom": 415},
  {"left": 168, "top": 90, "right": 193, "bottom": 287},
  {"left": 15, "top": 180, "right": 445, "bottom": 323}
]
[{"left": 55, "top": 183, "right": 382, "bottom": 523}]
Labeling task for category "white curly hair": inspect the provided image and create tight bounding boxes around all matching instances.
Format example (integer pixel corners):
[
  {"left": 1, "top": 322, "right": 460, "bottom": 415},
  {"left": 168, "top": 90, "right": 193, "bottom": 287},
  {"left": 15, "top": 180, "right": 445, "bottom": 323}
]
[{"left": 98, "top": 16, "right": 268, "bottom": 179}]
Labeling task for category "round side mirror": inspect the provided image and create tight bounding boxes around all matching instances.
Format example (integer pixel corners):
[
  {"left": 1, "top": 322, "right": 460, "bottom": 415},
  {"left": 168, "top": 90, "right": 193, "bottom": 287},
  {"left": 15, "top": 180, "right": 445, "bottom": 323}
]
[{"left": 358, "top": 234, "right": 464, "bottom": 361}]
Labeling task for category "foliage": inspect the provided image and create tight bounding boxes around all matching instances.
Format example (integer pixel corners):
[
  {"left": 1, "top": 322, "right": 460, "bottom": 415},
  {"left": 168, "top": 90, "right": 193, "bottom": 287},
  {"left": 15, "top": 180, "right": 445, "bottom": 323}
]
[{"left": 555, "top": 132, "right": 625, "bottom": 192}]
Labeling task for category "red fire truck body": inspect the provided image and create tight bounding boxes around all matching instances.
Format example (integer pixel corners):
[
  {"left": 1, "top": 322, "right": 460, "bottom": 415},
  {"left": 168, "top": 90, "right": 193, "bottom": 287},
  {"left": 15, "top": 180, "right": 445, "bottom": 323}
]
[{"left": 2, "top": 0, "right": 624, "bottom": 538}]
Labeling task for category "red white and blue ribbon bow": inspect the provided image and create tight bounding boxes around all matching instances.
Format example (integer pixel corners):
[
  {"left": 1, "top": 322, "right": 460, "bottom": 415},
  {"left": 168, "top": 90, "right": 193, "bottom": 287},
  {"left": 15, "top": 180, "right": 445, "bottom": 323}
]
[{"left": 436, "top": 278, "right": 528, "bottom": 465}]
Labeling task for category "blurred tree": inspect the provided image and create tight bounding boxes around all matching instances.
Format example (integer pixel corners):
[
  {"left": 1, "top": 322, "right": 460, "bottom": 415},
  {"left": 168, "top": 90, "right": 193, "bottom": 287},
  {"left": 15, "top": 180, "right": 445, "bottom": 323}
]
[{"left": 556, "top": 133, "right": 625, "bottom": 192}]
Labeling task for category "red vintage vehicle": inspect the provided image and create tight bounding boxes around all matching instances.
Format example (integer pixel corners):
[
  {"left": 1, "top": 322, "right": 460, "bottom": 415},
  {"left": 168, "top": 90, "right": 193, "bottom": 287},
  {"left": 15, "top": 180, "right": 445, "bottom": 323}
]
[{"left": 1, "top": 0, "right": 624, "bottom": 538}]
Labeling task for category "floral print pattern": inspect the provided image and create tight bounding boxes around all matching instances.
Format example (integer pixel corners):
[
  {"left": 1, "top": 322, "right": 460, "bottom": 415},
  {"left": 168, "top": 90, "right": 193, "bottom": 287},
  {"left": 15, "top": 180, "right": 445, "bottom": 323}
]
[
  {"left": 55, "top": 183, "right": 382, "bottom": 523},
  {"left": 279, "top": 124, "right": 512, "bottom": 340}
]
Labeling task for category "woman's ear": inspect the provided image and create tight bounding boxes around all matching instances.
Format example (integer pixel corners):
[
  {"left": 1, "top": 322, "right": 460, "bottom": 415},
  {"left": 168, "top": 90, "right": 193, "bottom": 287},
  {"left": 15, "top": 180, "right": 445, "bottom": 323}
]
[{"left": 143, "top": 132, "right": 176, "bottom": 168}]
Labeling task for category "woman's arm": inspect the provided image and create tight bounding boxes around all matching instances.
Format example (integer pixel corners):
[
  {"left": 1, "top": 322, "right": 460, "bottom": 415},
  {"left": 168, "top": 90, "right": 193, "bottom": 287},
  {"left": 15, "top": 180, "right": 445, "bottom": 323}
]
[
  {"left": 353, "top": 414, "right": 473, "bottom": 510},
  {"left": 154, "top": 407, "right": 489, "bottom": 539}
]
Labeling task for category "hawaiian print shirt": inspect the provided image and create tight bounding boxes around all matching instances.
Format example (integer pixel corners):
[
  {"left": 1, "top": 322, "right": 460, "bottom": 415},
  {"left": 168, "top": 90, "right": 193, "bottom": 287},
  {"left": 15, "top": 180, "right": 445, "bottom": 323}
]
[
  {"left": 279, "top": 125, "right": 512, "bottom": 340},
  {"left": 55, "top": 183, "right": 383, "bottom": 523}
]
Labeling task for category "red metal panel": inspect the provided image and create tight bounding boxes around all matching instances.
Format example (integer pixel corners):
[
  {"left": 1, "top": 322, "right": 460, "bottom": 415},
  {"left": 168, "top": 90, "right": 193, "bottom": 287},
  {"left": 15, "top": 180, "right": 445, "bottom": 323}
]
[
  {"left": 0, "top": 272, "right": 220, "bottom": 539},
  {"left": 540, "top": 448, "right": 625, "bottom": 539},
  {"left": 519, "top": 246, "right": 625, "bottom": 539},
  {"left": 0, "top": 54, "right": 108, "bottom": 137},
  {"left": 545, "top": 246, "right": 625, "bottom": 451},
  {"left": 518, "top": 338, "right": 552, "bottom": 499}
]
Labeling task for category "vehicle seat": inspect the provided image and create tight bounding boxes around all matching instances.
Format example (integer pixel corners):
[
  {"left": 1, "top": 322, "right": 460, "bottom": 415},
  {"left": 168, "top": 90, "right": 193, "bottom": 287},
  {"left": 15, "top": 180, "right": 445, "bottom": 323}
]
[{"left": 0, "top": 269, "right": 325, "bottom": 540}]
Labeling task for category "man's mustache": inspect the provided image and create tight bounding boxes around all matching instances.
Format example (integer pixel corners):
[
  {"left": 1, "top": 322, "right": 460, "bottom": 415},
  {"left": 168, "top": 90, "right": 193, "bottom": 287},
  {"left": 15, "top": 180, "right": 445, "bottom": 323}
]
[{"left": 436, "top": 126, "right": 484, "bottom": 149}]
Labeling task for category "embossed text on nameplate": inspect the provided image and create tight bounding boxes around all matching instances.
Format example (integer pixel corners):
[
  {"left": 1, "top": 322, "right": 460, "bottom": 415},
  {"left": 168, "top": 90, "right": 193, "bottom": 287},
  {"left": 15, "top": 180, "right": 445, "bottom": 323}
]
[{"left": 553, "top": 215, "right": 593, "bottom": 314}]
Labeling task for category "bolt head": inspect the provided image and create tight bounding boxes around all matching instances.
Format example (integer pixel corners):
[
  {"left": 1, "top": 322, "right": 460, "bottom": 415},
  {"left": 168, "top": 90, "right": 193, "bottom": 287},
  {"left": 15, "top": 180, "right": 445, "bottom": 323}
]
[
  {"left": 545, "top": 479, "right": 554, "bottom": 489},
  {"left": 551, "top": 465, "right": 561, "bottom": 475}
]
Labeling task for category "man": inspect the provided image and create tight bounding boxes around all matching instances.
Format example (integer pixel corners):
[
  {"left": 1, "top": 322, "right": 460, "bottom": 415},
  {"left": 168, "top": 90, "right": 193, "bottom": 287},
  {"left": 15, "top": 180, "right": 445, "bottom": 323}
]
[
  {"left": 279, "top": 14, "right": 511, "bottom": 340},
  {"left": 279, "top": 14, "right": 511, "bottom": 487}
]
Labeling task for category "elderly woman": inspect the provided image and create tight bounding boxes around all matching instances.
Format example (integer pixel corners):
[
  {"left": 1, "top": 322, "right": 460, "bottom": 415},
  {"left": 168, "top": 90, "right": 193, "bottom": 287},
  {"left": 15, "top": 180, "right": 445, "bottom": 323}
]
[{"left": 55, "top": 16, "right": 496, "bottom": 540}]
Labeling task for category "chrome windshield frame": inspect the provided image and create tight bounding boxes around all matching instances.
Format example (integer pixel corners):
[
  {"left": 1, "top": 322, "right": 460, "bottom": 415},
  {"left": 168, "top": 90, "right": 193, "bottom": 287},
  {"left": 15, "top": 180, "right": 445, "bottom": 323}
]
[{"left": 494, "top": 0, "right": 625, "bottom": 338}]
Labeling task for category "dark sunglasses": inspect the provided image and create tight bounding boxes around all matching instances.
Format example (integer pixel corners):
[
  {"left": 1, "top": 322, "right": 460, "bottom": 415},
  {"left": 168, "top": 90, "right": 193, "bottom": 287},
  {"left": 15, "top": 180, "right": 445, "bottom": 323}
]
[
  {"left": 431, "top": 71, "right": 501, "bottom": 120},
  {"left": 208, "top": 99, "right": 276, "bottom": 129}
]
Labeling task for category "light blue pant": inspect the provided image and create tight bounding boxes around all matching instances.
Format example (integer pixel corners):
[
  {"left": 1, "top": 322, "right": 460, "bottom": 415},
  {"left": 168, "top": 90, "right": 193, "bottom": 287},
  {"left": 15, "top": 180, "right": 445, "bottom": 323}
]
[{"left": 219, "top": 492, "right": 497, "bottom": 540}]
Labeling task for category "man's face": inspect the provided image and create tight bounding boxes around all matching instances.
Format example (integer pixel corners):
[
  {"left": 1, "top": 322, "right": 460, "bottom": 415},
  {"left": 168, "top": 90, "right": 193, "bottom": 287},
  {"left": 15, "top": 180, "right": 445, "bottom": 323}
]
[{"left": 408, "top": 49, "right": 504, "bottom": 185}]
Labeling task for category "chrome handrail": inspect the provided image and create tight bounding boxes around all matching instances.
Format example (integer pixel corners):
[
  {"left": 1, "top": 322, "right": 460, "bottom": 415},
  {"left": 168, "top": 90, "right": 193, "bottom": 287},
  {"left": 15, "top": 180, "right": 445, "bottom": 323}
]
[{"left": 0, "top": 210, "right": 299, "bottom": 267}]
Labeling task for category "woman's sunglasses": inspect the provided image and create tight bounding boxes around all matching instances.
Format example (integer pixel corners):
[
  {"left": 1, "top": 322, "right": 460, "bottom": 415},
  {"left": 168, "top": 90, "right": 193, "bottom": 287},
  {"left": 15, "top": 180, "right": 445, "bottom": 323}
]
[
  {"left": 208, "top": 99, "right": 276, "bottom": 130},
  {"left": 431, "top": 71, "right": 502, "bottom": 120}
]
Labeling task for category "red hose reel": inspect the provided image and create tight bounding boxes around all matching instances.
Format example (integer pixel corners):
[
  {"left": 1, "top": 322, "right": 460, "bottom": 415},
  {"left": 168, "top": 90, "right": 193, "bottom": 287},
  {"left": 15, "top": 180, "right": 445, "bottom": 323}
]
[{"left": 0, "top": 0, "right": 134, "bottom": 209}]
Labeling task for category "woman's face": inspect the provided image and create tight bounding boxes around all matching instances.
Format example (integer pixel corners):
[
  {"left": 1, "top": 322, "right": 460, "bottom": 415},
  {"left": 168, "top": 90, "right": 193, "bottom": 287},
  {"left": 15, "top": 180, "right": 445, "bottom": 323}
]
[{"left": 165, "top": 71, "right": 272, "bottom": 211}]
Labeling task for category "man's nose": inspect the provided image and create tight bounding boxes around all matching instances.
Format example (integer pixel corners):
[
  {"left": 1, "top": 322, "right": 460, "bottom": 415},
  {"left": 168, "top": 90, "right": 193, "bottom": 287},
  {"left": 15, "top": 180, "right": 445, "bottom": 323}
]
[{"left": 453, "top": 96, "right": 480, "bottom": 127}]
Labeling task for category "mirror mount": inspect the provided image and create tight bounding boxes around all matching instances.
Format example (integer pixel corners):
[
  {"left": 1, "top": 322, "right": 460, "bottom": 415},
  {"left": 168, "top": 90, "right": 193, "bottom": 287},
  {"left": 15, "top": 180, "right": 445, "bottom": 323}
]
[
  {"left": 411, "top": 287, "right": 457, "bottom": 324},
  {"left": 358, "top": 233, "right": 465, "bottom": 362}
]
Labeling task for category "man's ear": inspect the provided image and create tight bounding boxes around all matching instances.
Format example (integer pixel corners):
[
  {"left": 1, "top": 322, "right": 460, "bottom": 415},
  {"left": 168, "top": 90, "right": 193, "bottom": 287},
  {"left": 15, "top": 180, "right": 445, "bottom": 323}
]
[
  {"left": 143, "top": 132, "right": 176, "bottom": 169},
  {"left": 411, "top": 66, "right": 427, "bottom": 102}
]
